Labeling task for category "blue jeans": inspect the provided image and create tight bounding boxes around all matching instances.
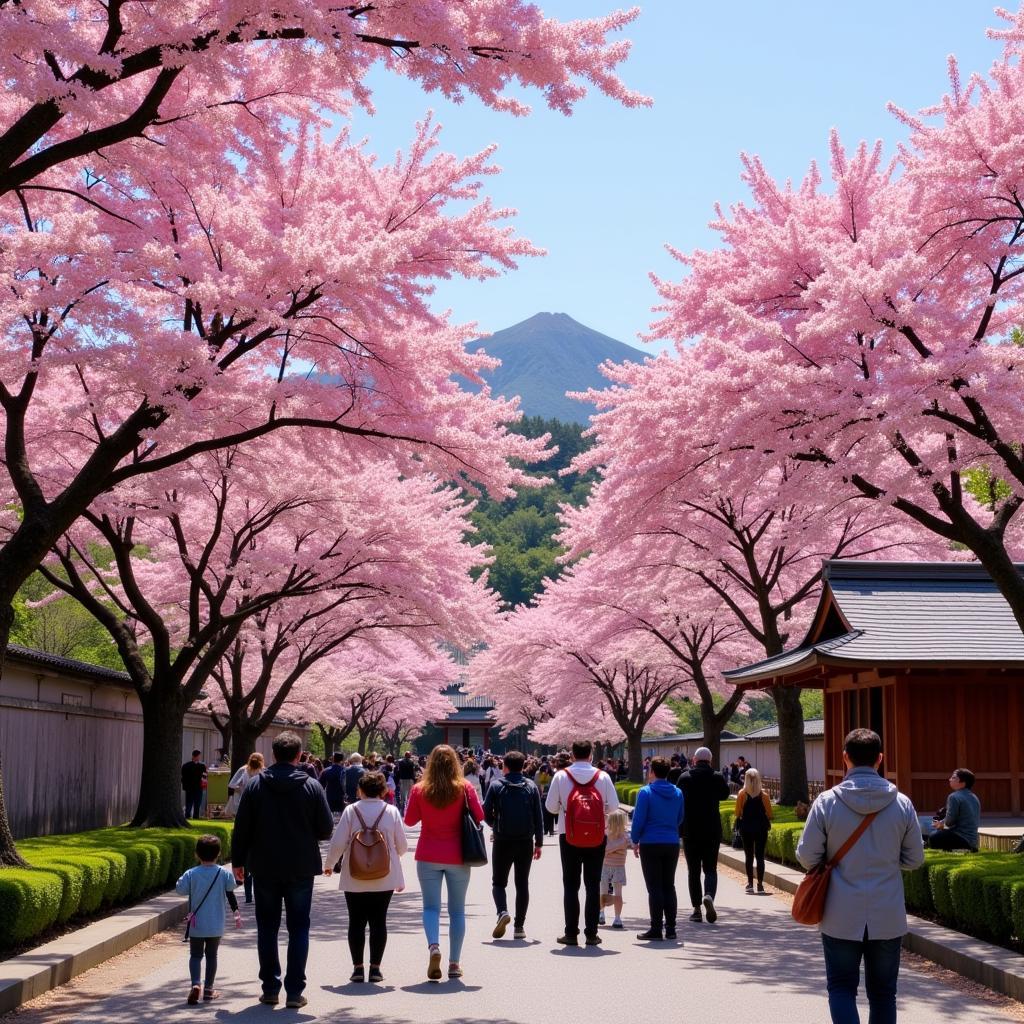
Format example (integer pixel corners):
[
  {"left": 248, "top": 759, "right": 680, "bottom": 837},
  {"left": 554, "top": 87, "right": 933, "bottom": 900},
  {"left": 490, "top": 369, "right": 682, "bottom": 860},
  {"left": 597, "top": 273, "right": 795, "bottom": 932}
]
[
  {"left": 253, "top": 875, "right": 314, "bottom": 999},
  {"left": 417, "top": 861, "right": 471, "bottom": 963},
  {"left": 821, "top": 933, "right": 902, "bottom": 1024}
]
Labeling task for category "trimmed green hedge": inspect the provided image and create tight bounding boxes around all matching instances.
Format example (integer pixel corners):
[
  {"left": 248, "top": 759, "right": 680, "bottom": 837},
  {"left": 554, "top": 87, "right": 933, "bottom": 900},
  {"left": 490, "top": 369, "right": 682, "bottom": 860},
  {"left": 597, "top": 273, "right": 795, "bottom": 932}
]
[
  {"left": 0, "top": 821, "right": 232, "bottom": 948},
  {"left": 615, "top": 781, "right": 644, "bottom": 806}
]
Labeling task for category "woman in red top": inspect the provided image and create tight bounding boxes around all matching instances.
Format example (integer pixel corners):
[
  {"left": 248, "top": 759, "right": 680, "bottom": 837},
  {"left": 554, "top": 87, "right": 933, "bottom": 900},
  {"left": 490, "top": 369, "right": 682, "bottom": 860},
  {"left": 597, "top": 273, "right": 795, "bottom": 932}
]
[{"left": 404, "top": 745, "right": 484, "bottom": 981}]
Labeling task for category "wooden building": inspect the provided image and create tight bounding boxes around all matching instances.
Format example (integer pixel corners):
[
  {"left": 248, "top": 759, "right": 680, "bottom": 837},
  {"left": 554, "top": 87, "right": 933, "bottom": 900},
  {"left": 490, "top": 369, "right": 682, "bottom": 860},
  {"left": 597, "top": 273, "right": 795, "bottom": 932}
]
[
  {"left": 723, "top": 561, "right": 1024, "bottom": 815},
  {"left": 431, "top": 685, "right": 497, "bottom": 751}
]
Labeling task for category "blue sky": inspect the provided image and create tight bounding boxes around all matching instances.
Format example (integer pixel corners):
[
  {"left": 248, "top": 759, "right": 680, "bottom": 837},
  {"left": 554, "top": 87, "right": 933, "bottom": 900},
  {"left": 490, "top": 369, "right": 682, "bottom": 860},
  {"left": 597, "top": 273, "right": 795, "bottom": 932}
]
[{"left": 350, "top": 2, "right": 1004, "bottom": 353}]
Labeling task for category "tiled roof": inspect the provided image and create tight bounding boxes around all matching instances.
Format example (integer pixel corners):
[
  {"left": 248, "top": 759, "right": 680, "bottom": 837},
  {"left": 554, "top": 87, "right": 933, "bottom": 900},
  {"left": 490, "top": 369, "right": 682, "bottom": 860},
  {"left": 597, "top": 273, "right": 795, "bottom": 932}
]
[
  {"left": 725, "top": 560, "right": 1024, "bottom": 683},
  {"left": 5, "top": 644, "right": 132, "bottom": 686},
  {"left": 642, "top": 730, "right": 742, "bottom": 743},
  {"left": 726, "top": 718, "right": 825, "bottom": 740}
]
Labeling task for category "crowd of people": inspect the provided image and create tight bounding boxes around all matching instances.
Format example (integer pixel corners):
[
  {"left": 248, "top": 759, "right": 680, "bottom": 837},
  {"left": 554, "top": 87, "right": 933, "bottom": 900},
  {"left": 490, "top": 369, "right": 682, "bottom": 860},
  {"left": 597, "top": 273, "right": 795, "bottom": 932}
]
[{"left": 175, "top": 729, "right": 984, "bottom": 1023}]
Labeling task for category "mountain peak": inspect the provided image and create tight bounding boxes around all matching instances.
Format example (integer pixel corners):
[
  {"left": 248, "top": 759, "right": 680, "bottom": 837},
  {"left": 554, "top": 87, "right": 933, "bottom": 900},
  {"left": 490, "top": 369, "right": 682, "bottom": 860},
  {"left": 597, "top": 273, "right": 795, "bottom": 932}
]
[{"left": 470, "top": 313, "right": 644, "bottom": 424}]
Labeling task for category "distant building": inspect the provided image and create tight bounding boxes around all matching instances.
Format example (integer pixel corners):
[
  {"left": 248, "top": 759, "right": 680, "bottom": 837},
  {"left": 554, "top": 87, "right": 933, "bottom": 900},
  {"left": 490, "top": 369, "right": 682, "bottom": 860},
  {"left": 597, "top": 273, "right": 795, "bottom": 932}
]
[{"left": 430, "top": 683, "right": 498, "bottom": 751}]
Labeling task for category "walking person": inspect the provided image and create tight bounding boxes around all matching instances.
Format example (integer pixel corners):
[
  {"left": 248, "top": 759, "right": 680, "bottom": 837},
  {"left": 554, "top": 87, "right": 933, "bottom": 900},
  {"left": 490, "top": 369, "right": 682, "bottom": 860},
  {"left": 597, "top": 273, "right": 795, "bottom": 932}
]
[
  {"left": 231, "top": 731, "right": 334, "bottom": 1009},
  {"left": 796, "top": 728, "right": 924, "bottom": 1024},
  {"left": 182, "top": 749, "right": 207, "bottom": 820},
  {"left": 324, "top": 771, "right": 408, "bottom": 984},
  {"left": 735, "top": 768, "right": 773, "bottom": 895},
  {"left": 319, "top": 752, "right": 348, "bottom": 821},
  {"left": 545, "top": 739, "right": 619, "bottom": 947},
  {"left": 630, "top": 755, "right": 684, "bottom": 940},
  {"left": 463, "top": 758, "right": 484, "bottom": 801},
  {"left": 599, "top": 809, "right": 629, "bottom": 928},
  {"left": 483, "top": 750, "right": 544, "bottom": 940},
  {"left": 396, "top": 751, "right": 418, "bottom": 812},
  {"left": 927, "top": 769, "right": 980, "bottom": 851},
  {"left": 227, "top": 752, "right": 265, "bottom": 903},
  {"left": 404, "top": 744, "right": 485, "bottom": 981},
  {"left": 175, "top": 834, "right": 240, "bottom": 1004},
  {"left": 677, "top": 745, "right": 730, "bottom": 922},
  {"left": 344, "top": 753, "right": 365, "bottom": 807}
]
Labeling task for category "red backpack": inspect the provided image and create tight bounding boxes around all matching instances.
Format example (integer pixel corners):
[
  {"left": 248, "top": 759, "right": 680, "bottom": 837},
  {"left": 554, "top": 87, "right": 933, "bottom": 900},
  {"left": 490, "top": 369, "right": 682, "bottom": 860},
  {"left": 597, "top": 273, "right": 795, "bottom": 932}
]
[{"left": 564, "top": 773, "right": 606, "bottom": 847}]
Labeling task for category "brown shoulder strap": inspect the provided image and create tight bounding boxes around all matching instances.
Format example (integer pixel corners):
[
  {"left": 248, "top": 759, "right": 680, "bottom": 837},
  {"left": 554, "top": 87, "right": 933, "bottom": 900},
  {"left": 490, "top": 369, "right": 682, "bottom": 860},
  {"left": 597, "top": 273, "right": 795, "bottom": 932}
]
[
  {"left": 827, "top": 811, "right": 878, "bottom": 868},
  {"left": 352, "top": 805, "right": 368, "bottom": 831},
  {"left": 370, "top": 806, "right": 387, "bottom": 830}
]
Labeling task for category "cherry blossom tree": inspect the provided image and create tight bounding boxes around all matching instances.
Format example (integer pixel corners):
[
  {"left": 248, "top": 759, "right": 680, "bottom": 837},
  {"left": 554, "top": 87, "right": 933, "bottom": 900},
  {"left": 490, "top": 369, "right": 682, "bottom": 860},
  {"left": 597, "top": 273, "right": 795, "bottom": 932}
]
[
  {"left": 562, "top": 362, "right": 941, "bottom": 803},
  {"left": 473, "top": 566, "right": 685, "bottom": 781},
  {"left": 291, "top": 639, "right": 455, "bottom": 755},
  {"left": 0, "top": 0, "right": 644, "bottom": 863},
  {"left": 38, "top": 437, "right": 494, "bottom": 825},
  {"left": 642, "top": 9, "right": 1024, "bottom": 639}
]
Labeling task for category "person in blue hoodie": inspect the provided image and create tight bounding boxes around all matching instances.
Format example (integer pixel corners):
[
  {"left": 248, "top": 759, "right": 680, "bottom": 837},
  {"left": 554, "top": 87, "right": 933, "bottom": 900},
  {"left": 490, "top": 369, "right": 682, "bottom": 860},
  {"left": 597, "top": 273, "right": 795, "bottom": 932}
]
[{"left": 630, "top": 755, "right": 685, "bottom": 940}]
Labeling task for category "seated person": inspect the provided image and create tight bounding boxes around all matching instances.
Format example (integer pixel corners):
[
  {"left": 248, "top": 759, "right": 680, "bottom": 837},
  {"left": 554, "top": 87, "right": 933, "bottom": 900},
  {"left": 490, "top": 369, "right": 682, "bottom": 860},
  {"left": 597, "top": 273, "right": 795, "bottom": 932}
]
[{"left": 928, "top": 768, "right": 980, "bottom": 851}]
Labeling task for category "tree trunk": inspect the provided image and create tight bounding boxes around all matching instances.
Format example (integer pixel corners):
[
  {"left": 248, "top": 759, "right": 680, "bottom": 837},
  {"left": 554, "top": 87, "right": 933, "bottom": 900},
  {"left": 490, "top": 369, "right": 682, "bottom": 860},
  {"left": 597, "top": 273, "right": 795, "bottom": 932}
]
[
  {"left": 593, "top": 740, "right": 605, "bottom": 761},
  {"left": 357, "top": 731, "right": 367, "bottom": 755},
  {"left": 774, "top": 687, "right": 809, "bottom": 805},
  {"left": 627, "top": 732, "right": 644, "bottom": 783},
  {"left": 0, "top": 602, "right": 27, "bottom": 866},
  {"left": 130, "top": 688, "right": 189, "bottom": 828},
  {"left": 699, "top": 702, "right": 726, "bottom": 768},
  {"left": 230, "top": 725, "right": 259, "bottom": 775}
]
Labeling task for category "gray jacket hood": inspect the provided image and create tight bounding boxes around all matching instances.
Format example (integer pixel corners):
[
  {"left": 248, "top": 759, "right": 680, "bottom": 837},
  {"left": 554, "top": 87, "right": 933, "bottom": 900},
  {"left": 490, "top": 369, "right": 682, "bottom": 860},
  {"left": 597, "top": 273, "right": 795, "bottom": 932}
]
[{"left": 833, "top": 767, "right": 898, "bottom": 816}]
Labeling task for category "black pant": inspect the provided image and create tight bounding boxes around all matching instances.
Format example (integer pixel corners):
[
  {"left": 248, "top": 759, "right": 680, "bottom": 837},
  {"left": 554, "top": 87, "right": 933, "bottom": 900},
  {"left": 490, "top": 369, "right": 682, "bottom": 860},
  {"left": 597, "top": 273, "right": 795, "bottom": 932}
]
[
  {"left": 253, "top": 875, "right": 314, "bottom": 999},
  {"left": 543, "top": 807, "right": 556, "bottom": 836},
  {"left": 742, "top": 830, "right": 768, "bottom": 885},
  {"left": 682, "top": 835, "right": 721, "bottom": 907},
  {"left": 188, "top": 936, "right": 220, "bottom": 988},
  {"left": 491, "top": 837, "right": 535, "bottom": 927},
  {"left": 928, "top": 829, "right": 975, "bottom": 851},
  {"left": 344, "top": 890, "right": 393, "bottom": 966},
  {"left": 638, "top": 843, "right": 679, "bottom": 932},
  {"left": 184, "top": 788, "right": 203, "bottom": 819},
  {"left": 558, "top": 835, "right": 605, "bottom": 938}
]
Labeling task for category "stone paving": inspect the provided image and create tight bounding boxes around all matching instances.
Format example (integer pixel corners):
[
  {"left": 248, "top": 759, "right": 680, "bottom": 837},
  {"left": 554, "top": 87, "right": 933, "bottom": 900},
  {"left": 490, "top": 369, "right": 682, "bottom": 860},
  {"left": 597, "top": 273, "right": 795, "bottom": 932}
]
[{"left": 3, "top": 825, "right": 1021, "bottom": 1024}]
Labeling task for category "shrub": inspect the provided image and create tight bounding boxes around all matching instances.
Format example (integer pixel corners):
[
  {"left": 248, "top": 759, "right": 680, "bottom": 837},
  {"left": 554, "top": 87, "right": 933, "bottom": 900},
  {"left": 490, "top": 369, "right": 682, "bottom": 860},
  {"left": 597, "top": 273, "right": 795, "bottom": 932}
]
[{"left": 0, "top": 821, "right": 234, "bottom": 949}]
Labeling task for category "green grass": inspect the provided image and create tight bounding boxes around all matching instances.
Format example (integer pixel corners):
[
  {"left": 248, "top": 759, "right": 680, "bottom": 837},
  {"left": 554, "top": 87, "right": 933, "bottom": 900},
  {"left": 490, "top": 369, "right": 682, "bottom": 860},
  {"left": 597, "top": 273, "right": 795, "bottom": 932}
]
[{"left": 0, "top": 821, "right": 232, "bottom": 948}]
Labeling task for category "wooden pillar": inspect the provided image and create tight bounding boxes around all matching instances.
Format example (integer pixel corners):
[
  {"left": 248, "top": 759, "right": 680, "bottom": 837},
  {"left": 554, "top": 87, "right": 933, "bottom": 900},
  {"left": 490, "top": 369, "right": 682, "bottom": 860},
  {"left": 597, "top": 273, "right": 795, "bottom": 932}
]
[
  {"left": 483, "top": 726, "right": 490, "bottom": 751},
  {"left": 955, "top": 687, "right": 968, "bottom": 767},
  {"left": 1009, "top": 685, "right": 1021, "bottom": 815},
  {"left": 894, "top": 679, "right": 912, "bottom": 798}
]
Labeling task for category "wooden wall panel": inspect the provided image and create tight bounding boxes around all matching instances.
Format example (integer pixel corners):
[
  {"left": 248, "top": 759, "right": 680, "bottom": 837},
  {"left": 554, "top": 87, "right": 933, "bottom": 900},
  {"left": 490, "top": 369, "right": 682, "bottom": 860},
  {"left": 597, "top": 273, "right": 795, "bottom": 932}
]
[
  {"left": 908, "top": 683, "right": 957, "bottom": 773},
  {"left": 963, "top": 683, "right": 1010, "bottom": 772}
]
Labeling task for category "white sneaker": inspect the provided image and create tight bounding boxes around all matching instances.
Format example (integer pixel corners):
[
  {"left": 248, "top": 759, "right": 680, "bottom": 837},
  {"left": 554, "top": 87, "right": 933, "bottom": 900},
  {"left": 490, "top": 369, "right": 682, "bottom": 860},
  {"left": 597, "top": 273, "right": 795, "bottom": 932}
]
[
  {"left": 492, "top": 911, "right": 511, "bottom": 939},
  {"left": 598, "top": 911, "right": 606, "bottom": 925}
]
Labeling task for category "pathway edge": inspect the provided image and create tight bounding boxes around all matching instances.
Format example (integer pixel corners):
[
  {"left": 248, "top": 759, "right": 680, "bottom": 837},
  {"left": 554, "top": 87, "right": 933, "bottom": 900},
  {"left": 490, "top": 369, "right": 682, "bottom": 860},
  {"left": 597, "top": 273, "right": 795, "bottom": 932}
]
[
  {"left": 717, "top": 846, "right": 1024, "bottom": 1003},
  {"left": 0, "top": 891, "right": 187, "bottom": 1015}
]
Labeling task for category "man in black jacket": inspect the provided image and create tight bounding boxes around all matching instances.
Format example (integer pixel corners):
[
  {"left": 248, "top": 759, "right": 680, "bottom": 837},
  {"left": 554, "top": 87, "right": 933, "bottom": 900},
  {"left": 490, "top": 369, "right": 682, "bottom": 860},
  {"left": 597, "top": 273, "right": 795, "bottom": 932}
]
[
  {"left": 483, "top": 750, "right": 544, "bottom": 940},
  {"left": 232, "top": 731, "right": 333, "bottom": 1009},
  {"left": 677, "top": 746, "right": 730, "bottom": 924}
]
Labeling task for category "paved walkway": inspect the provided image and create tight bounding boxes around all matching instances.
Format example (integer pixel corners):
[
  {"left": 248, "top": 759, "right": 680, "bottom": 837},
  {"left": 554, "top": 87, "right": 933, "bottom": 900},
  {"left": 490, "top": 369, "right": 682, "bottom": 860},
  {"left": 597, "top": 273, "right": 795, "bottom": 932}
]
[{"left": 4, "top": 826, "right": 1021, "bottom": 1024}]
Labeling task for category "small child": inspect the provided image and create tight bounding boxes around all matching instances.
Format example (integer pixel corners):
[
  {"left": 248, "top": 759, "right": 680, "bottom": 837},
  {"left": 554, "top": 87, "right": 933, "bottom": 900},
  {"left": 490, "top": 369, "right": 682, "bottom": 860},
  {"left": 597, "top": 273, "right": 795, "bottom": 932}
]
[
  {"left": 599, "top": 809, "right": 629, "bottom": 928},
  {"left": 175, "top": 834, "right": 240, "bottom": 1005}
]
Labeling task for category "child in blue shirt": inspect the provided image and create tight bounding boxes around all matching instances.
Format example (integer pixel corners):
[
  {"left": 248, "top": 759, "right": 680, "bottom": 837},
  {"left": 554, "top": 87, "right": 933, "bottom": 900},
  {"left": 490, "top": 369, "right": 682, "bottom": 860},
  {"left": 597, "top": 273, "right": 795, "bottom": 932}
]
[{"left": 175, "top": 834, "right": 240, "bottom": 1004}]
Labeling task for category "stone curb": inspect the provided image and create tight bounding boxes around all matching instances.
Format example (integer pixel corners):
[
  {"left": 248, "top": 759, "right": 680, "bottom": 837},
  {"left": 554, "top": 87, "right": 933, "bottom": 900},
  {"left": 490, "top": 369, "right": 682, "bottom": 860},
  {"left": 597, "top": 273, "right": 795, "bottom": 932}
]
[
  {"left": 0, "top": 891, "right": 187, "bottom": 1015},
  {"left": 717, "top": 846, "right": 1024, "bottom": 1003}
]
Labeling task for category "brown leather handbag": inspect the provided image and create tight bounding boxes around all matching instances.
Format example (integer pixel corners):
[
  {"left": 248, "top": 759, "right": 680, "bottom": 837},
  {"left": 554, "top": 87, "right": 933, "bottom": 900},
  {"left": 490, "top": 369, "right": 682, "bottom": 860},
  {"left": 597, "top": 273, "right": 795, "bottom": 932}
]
[
  {"left": 348, "top": 805, "right": 391, "bottom": 881},
  {"left": 792, "top": 811, "right": 878, "bottom": 925}
]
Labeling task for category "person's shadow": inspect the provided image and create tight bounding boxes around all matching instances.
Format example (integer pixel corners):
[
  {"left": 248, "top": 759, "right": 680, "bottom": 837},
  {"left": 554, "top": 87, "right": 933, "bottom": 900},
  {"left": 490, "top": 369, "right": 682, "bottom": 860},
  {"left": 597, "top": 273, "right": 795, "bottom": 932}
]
[{"left": 400, "top": 980, "right": 484, "bottom": 994}]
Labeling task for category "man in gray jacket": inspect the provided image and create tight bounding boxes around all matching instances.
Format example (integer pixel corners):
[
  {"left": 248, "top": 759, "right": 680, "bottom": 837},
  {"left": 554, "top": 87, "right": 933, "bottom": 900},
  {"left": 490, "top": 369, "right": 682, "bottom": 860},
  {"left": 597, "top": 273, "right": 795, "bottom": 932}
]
[{"left": 796, "top": 728, "right": 923, "bottom": 1024}]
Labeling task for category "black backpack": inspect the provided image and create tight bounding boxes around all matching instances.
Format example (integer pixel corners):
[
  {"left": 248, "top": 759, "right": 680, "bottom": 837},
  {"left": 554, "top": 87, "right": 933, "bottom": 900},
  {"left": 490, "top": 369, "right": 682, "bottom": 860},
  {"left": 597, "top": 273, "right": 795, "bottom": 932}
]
[{"left": 496, "top": 780, "right": 535, "bottom": 839}]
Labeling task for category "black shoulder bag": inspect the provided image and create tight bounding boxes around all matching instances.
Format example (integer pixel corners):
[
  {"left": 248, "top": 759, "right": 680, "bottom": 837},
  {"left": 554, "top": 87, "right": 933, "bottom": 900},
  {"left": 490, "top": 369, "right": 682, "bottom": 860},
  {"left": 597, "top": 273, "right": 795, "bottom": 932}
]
[
  {"left": 460, "top": 788, "right": 488, "bottom": 867},
  {"left": 183, "top": 871, "right": 221, "bottom": 942}
]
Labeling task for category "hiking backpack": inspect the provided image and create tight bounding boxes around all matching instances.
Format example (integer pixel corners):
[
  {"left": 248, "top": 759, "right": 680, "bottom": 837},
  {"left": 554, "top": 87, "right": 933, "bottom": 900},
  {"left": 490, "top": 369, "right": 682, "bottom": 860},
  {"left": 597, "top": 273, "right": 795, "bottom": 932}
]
[
  {"left": 564, "top": 775, "right": 606, "bottom": 847},
  {"left": 496, "top": 780, "right": 534, "bottom": 839},
  {"left": 348, "top": 805, "right": 391, "bottom": 881}
]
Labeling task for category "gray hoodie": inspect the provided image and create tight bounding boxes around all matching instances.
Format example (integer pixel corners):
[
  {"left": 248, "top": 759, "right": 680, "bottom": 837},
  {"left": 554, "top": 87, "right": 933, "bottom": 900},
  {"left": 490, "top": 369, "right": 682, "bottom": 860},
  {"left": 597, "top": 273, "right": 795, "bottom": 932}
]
[{"left": 796, "top": 768, "right": 924, "bottom": 941}]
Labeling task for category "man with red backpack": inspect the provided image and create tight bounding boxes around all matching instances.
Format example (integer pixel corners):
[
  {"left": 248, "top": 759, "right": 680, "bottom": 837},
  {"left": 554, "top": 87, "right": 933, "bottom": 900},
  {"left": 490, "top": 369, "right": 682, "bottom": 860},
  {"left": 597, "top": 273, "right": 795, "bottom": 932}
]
[{"left": 545, "top": 739, "right": 620, "bottom": 946}]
